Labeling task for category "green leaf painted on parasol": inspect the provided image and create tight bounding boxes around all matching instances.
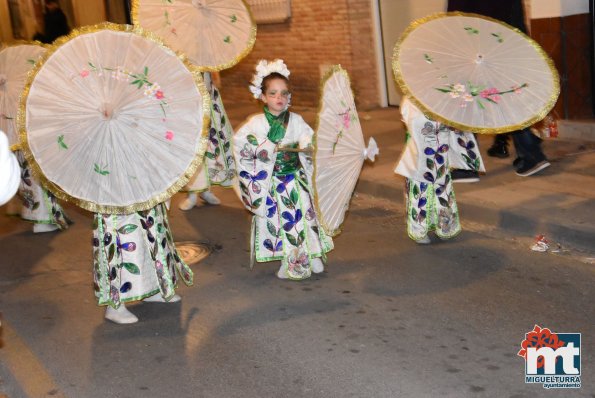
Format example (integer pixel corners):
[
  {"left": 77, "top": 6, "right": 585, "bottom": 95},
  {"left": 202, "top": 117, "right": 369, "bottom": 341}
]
[
  {"left": 94, "top": 163, "right": 110, "bottom": 176},
  {"left": 57, "top": 135, "right": 68, "bottom": 150},
  {"left": 491, "top": 33, "right": 503, "bottom": 43}
]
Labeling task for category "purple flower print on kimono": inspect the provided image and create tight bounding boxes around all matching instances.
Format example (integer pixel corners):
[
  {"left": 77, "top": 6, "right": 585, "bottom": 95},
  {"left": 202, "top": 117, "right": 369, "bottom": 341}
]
[
  {"left": 282, "top": 209, "right": 303, "bottom": 232},
  {"left": 456, "top": 133, "right": 481, "bottom": 171},
  {"left": 276, "top": 174, "right": 295, "bottom": 194},
  {"left": 421, "top": 121, "right": 449, "bottom": 183},
  {"left": 264, "top": 238, "right": 283, "bottom": 253},
  {"left": 239, "top": 170, "right": 268, "bottom": 194},
  {"left": 266, "top": 196, "right": 277, "bottom": 218}
]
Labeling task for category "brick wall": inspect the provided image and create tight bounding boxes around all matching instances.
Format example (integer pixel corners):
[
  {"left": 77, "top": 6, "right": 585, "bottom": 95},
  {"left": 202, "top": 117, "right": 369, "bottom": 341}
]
[{"left": 220, "top": 0, "right": 380, "bottom": 110}]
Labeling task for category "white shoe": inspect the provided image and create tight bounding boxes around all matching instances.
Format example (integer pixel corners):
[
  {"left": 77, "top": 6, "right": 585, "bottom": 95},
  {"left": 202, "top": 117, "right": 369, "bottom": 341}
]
[
  {"left": 33, "top": 223, "right": 59, "bottom": 233},
  {"left": 277, "top": 266, "right": 289, "bottom": 279},
  {"left": 178, "top": 193, "right": 197, "bottom": 211},
  {"left": 311, "top": 258, "right": 324, "bottom": 274},
  {"left": 143, "top": 293, "right": 181, "bottom": 303},
  {"left": 200, "top": 191, "right": 221, "bottom": 205},
  {"left": 415, "top": 236, "right": 431, "bottom": 244},
  {"left": 105, "top": 305, "right": 138, "bottom": 324}
]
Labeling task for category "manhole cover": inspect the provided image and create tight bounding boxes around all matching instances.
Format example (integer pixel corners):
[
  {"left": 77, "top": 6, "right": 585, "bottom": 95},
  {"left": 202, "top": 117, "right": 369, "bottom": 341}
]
[{"left": 175, "top": 242, "right": 211, "bottom": 264}]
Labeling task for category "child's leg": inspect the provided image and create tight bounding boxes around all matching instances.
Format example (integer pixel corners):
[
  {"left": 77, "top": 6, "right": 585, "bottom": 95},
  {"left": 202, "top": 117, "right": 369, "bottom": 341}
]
[
  {"left": 405, "top": 178, "right": 432, "bottom": 243},
  {"left": 200, "top": 190, "right": 221, "bottom": 205},
  {"left": 105, "top": 304, "right": 138, "bottom": 324},
  {"left": 179, "top": 192, "right": 197, "bottom": 210}
]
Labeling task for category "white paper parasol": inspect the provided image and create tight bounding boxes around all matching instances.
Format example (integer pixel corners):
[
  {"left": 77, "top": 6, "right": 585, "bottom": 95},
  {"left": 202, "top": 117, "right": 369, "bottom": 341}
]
[
  {"left": 18, "top": 23, "right": 210, "bottom": 214},
  {"left": 393, "top": 12, "right": 560, "bottom": 134},
  {"left": 313, "top": 65, "right": 378, "bottom": 237},
  {"left": 0, "top": 43, "right": 46, "bottom": 149},
  {"left": 132, "top": 0, "right": 256, "bottom": 71}
]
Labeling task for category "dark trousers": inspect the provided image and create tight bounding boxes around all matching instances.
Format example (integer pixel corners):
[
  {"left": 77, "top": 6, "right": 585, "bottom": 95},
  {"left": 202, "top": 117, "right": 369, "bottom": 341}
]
[{"left": 492, "top": 129, "right": 547, "bottom": 167}]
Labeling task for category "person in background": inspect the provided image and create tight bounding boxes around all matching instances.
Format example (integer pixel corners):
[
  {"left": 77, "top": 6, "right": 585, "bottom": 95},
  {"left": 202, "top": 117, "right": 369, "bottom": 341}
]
[{"left": 40, "top": 0, "right": 70, "bottom": 44}]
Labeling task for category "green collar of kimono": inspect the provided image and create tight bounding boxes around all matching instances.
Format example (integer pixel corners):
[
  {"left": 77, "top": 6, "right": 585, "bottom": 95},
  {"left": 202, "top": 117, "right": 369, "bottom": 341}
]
[{"left": 264, "top": 106, "right": 288, "bottom": 144}]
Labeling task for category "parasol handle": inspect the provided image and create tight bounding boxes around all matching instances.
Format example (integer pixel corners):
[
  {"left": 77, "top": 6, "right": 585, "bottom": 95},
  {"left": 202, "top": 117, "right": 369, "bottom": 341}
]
[
  {"left": 362, "top": 137, "right": 379, "bottom": 162},
  {"left": 277, "top": 146, "right": 313, "bottom": 154}
]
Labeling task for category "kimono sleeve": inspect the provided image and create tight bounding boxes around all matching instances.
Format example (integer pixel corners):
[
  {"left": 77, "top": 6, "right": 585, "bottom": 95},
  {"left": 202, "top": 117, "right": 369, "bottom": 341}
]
[
  {"left": 294, "top": 115, "right": 316, "bottom": 183},
  {"left": 0, "top": 131, "right": 20, "bottom": 206},
  {"left": 233, "top": 120, "right": 277, "bottom": 218}
]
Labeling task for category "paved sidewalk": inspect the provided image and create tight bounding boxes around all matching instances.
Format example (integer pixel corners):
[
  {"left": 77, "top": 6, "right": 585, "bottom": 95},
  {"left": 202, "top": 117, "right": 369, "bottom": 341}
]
[{"left": 226, "top": 102, "right": 595, "bottom": 257}]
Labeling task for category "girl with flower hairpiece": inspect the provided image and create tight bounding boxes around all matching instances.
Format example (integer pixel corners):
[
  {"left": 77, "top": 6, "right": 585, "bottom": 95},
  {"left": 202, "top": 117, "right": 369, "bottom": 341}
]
[{"left": 233, "top": 59, "right": 333, "bottom": 280}]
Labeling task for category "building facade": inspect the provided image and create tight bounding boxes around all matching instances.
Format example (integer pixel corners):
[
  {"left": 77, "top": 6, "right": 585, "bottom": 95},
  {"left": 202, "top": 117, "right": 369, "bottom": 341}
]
[{"left": 1, "top": 0, "right": 593, "bottom": 117}]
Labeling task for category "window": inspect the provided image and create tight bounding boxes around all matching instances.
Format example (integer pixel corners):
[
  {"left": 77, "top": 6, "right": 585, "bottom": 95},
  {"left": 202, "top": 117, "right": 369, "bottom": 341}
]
[{"left": 245, "top": 0, "right": 291, "bottom": 24}]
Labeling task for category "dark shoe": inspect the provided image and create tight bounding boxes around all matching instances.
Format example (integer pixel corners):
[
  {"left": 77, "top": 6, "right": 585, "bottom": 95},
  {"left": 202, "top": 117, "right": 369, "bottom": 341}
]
[
  {"left": 515, "top": 160, "right": 551, "bottom": 177},
  {"left": 451, "top": 169, "right": 480, "bottom": 183},
  {"left": 513, "top": 157, "right": 522, "bottom": 168},
  {"left": 487, "top": 144, "right": 510, "bottom": 158}
]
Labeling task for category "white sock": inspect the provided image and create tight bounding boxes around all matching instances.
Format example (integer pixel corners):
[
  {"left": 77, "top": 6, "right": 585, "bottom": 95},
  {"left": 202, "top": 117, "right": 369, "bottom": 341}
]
[
  {"left": 311, "top": 258, "right": 324, "bottom": 273},
  {"left": 33, "top": 223, "right": 59, "bottom": 233},
  {"left": 105, "top": 304, "right": 138, "bottom": 324},
  {"left": 143, "top": 293, "right": 181, "bottom": 303},
  {"left": 200, "top": 191, "right": 221, "bottom": 205},
  {"left": 178, "top": 193, "right": 197, "bottom": 211}
]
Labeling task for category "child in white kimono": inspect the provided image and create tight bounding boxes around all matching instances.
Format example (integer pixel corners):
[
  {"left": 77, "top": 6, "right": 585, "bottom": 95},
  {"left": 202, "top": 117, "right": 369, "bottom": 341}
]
[
  {"left": 94, "top": 203, "right": 193, "bottom": 324},
  {"left": 395, "top": 97, "right": 462, "bottom": 244},
  {"left": 233, "top": 60, "right": 333, "bottom": 280},
  {"left": 14, "top": 150, "right": 70, "bottom": 232},
  {"left": 179, "top": 72, "right": 236, "bottom": 209}
]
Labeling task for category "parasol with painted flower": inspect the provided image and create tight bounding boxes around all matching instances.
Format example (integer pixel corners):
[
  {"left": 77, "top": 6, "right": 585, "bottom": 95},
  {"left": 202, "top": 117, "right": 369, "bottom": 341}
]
[
  {"left": 393, "top": 12, "right": 560, "bottom": 134},
  {"left": 18, "top": 23, "right": 210, "bottom": 214},
  {"left": 0, "top": 43, "right": 46, "bottom": 150},
  {"left": 311, "top": 65, "right": 378, "bottom": 237},
  {"left": 132, "top": 0, "right": 256, "bottom": 71}
]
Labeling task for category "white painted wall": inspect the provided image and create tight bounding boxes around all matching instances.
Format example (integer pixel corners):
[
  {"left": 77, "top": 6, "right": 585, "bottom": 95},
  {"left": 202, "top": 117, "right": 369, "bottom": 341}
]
[
  {"left": 378, "top": 0, "right": 447, "bottom": 105},
  {"left": 527, "top": 0, "right": 590, "bottom": 19}
]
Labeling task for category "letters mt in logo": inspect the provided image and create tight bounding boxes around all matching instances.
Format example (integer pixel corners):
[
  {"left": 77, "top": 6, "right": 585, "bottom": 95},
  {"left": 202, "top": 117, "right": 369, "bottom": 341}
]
[{"left": 518, "top": 325, "right": 581, "bottom": 389}]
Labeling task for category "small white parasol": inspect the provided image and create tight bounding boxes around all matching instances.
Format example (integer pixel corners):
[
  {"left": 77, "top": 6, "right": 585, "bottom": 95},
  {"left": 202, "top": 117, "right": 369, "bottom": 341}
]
[
  {"left": 18, "top": 23, "right": 211, "bottom": 214},
  {"left": 393, "top": 12, "right": 560, "bottom": 134},
  {"left": 312, "top": 65, "right": 378, "bottom": 237},
  {"left": 132, "top": 0, "right": 256, "bottom": 71}
]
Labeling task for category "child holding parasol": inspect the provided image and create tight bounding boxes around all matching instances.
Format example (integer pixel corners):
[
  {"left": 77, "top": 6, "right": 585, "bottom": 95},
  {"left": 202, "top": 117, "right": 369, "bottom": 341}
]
[{"left": 233, "top": 59, "right": 333, "bottom": 280}]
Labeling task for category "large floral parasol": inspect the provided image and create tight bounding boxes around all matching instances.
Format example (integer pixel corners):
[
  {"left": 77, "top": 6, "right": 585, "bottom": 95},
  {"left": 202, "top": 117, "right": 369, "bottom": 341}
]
[
  {"left": 0, "top": 43, "right": 46, "bottom": 150},
  {"left": 393, "top": 12, "right": 560, "bottom": 134},
  {"left": 132, "top": 0, "right": 256, "bottom": 71},
  {"left": 18, "top": 23, "right": 210, "bottom": 214},
  {"left": 312, "top": 65, "right": 378, "bottom": 237}
]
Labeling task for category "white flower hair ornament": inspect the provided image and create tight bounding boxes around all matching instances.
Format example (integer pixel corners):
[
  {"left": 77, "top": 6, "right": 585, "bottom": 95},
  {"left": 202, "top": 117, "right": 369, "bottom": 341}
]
[{"left": 249, "top": 59, "right": 291, "bottom": 99}]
